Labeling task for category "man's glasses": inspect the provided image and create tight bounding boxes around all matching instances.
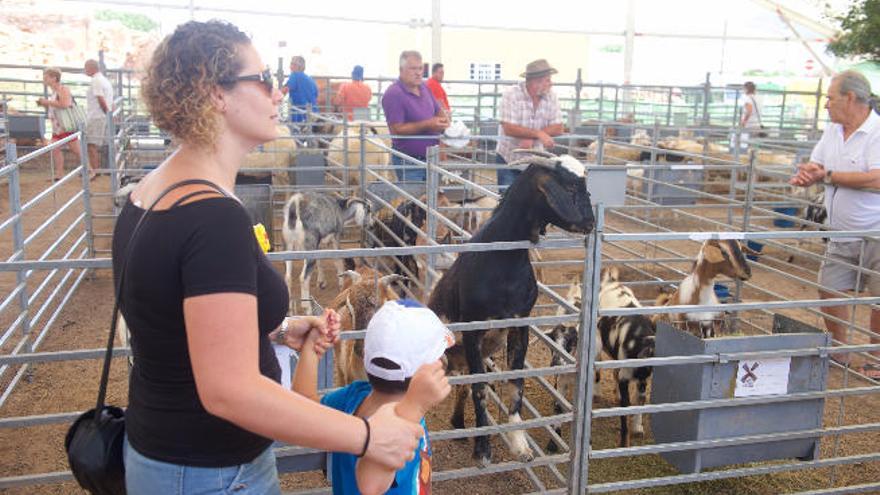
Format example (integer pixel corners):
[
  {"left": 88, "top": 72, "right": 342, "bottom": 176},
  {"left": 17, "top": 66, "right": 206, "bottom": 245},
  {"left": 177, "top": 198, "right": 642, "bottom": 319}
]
[{"left": 221, "top": 68, "right": 273, "bottom": 93}]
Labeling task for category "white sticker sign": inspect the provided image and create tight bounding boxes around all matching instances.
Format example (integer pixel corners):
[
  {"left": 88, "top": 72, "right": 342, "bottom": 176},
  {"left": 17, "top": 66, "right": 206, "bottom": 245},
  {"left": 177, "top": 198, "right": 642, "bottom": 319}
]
[{"left": 734, "top": 357, "right": 791, "bottom": 397}]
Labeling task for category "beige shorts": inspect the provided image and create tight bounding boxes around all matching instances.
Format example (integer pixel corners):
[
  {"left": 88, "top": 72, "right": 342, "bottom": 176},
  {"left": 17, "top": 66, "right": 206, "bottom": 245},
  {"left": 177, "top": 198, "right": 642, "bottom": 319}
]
[
  {"left": 85, "top": 117, "right": 107, "bottom": 146},
  {"left": 818, "top": 240, "right": 880, "bottom": 295}
]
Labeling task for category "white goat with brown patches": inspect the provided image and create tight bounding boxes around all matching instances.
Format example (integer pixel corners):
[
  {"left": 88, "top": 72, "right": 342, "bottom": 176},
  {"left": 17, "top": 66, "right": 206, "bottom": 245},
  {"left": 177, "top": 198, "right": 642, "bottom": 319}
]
[
  {"left": 653, "top": 239, "right": 755, "bottom": 338},
  {"left": 330, "top": 268, "right": 404, "bottom": 385}
]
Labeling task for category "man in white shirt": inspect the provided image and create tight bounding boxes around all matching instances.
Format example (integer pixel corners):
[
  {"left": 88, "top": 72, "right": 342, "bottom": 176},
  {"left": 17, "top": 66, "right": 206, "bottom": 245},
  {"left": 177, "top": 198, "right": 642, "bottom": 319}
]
[
  {"left": 84, "top": 59, "right": 114, "bottom": 179},
  {"left": 790, "top": 70, "right": 880, "bottom": 376}
]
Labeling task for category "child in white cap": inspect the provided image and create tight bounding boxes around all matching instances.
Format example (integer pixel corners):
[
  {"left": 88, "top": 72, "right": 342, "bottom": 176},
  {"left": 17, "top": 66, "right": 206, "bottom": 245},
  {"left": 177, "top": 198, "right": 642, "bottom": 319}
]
[{"left": 292, "top": 299, "right": 452, "bottom": 494}]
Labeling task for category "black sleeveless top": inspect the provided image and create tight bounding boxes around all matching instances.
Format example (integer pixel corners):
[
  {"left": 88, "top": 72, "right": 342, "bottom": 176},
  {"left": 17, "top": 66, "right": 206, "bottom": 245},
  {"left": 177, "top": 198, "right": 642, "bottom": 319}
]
[{"left": 112, "top": 196, "right": 287, "bottom": 467}]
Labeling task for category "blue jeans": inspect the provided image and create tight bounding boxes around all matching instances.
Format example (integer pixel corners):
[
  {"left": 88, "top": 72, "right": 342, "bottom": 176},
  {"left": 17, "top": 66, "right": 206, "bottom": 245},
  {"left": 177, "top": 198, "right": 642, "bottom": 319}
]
[
  {"left": 392, "top": 152, "right": 426, "bottom": 182},
  {"left": 124, "top": 435, "right": 281, "bottom": 495},
  {"left": 496, "top": 154, "right": 521, "bottom": 187}
]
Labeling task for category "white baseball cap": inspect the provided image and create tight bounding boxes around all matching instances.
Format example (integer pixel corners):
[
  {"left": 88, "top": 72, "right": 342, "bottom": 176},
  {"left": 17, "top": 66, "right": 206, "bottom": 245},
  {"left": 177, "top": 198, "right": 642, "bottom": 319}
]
[{"left": 363, "top": 299, "right": 453, "bottom": 382}]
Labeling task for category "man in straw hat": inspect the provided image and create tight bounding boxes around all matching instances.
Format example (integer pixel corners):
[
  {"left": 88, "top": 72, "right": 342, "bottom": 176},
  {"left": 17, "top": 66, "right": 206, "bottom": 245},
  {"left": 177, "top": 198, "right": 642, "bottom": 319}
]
[{"left": 495, "top": 59, "right": 564, "bottom": 187}]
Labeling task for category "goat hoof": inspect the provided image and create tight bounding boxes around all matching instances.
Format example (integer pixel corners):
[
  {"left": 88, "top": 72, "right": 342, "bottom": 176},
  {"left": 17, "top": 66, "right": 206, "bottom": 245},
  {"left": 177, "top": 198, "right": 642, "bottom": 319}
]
[
  {"left": 473, "top": 444, "right": 492, "bottom": 467},
  {"left": 517, "top": 449, "right": 535, "bottom": 463}
]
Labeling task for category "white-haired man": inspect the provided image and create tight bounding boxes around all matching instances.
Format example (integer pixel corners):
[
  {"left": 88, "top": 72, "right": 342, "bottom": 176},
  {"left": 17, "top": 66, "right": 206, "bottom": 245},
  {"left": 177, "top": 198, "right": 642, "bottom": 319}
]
[
  {"left": 790, "top": 70, "right": 880, "bottom": 377},
  {"left": 84, "top": 59, "right": 113, "bottom": 179},
  {"left": 381, "top": 50, "right": 449, "bottom": 181}
]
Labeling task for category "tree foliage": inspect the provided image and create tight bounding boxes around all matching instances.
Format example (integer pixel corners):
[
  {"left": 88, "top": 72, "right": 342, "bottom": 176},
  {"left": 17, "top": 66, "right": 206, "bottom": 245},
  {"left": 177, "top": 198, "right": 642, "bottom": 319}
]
[
  {"left": 828, "top": 0, "right": 880, "bottom": 62},
  {"left": 95, "top": 10, "right": 159, "bottom": 32}
]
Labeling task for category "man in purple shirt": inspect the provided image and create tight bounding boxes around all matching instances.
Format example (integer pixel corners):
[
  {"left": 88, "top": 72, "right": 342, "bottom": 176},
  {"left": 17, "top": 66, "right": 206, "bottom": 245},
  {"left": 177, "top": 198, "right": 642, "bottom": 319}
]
[{"left": 382, "top": 50, "right": 449, "bottom": 181}]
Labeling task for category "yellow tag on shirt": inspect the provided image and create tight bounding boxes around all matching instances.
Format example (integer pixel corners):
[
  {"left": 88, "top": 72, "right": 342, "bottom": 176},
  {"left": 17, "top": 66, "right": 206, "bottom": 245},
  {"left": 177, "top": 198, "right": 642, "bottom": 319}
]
[{"left": 253, "top": 223, "right": 271, "bottom": 253}]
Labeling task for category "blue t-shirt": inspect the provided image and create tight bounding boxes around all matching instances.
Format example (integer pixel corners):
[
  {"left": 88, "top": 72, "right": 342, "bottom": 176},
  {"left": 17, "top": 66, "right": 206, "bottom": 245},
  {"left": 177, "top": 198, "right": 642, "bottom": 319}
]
[
  {"left": 320, "top": 381, "right": 432, "bottom": 495},
  {"left": 286, "top": 72, "right": 318, "bottom": 122}
]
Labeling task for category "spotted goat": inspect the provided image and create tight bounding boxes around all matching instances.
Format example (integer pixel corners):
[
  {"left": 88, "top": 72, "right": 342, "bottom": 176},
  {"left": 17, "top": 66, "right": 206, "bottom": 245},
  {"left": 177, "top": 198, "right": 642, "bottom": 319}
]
[{"left": 547, "top": 267, "right": 656, "bottom": 450}]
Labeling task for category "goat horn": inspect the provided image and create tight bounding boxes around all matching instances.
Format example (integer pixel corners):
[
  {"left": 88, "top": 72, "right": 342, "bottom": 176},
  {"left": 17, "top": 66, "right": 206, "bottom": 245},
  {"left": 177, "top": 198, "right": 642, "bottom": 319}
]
[
  {"left": 338, "top": 270, "right": 362, "bottom": 284},
  {"left": 378, "top": 274, "right": 407, "bottom": 286},
  {"left": 512, "top": 148, "right": 557, "bottom": 159},
  {"left": 507, "top": 156, "right": 559, "bottom": 169}
]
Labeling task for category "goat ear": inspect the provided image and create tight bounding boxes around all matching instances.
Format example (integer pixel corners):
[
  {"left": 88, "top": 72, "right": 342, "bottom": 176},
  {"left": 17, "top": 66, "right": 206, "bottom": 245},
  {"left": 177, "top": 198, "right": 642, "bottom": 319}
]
[
  {"left": 702, "top": 243, "right": 725, "bottom": 263},
  {"left": 537, "top": 175, "right": 583, "bottom": 226}
]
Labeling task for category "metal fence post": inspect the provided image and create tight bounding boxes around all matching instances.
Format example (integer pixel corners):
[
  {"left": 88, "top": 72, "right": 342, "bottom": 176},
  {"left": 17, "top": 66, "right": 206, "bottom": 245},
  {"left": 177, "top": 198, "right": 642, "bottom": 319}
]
[
  {"left": 79, "top": 133, "right": 96, "bottom": 260},
  {"left": 731, "top": 148, "right": 758, "bottom": 326},
  {"left": 812, "top": 78, "right": 824, "bottom": 137},
  {"left": 425, "top": 146, "right": 439, "bottom": 292},
  {"left": 342, "top": 118, "right": 350, "bottom": 187},
  {"left": 107, "top": 107, "right": 117, "bottom": 190},
  {"left": 702, "top": 72, "right": 711, "bottom": 126},
  {"left": 574, "top": 68, "right": 583, "bottom": 123},
  {"left": 598, "top": 84, "right": 605, "bottom": 121},
  {"left": 476, "top": 82, "right": 482, "bottom": 125},
  {"left": 666, "top": 86, "right": 673, "bottom": 126},
  {"left": 568, "top": 203, "right": 604, "bottom": 494},
  {"left": 359, "top": 124, "right": 367, "bottom": 191},
  {"left": 779, "top": 92, "right": 787, "bottom": 130},
  {"left": 6, "top": 143, "right": 30, "bottom": 341}
]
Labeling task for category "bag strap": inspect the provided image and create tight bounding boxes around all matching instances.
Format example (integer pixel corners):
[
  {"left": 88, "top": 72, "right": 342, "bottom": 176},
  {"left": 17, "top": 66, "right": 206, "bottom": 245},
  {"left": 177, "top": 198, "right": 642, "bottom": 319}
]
[
  {"left": 93, "top": 178, "right": 230, "bottom": 418},
  {"left": 749, "top": 96, "right": 762, "bottom": 124}
]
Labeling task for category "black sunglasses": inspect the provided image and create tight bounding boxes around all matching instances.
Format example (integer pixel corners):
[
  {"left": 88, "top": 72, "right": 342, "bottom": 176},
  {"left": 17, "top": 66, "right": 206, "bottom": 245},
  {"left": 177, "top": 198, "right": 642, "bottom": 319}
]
[{"left": 221, "top": 68, "right": 273, "bottom": 93}]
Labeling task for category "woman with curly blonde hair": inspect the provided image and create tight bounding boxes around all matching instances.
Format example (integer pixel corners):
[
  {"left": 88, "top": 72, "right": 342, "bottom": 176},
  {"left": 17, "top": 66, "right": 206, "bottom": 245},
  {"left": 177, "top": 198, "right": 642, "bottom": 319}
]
[{"left": 114, "top": 20, "right": 422, "bottom": 494}]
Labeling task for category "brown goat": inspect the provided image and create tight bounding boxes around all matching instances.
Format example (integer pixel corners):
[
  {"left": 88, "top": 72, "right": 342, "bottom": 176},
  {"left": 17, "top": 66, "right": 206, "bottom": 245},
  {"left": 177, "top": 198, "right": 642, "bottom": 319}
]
[
  {"left": 330, "top": 268, "right": 405, "bottom": 385},
  {"left": 652, "top": 239, "right": 757, "bottom": 338}
]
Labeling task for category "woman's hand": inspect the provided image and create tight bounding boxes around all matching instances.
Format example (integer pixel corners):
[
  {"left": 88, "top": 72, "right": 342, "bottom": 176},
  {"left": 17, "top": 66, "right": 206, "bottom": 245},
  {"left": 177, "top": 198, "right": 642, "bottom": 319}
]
[
  {"left": 270, "top": 309, "right": 341, "bottom": 351},
  {"left": 364, "top": 403, "right": 423, "bottom": 469},
  {"left": 36, "top": 98, "right": 49, "bottom": 108}
]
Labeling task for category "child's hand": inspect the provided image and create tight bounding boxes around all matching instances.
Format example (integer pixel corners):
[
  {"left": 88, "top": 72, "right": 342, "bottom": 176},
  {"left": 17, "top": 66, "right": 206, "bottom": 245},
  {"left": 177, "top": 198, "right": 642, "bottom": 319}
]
[
  {"left": 305, "top": 327, "right": 333, "bottom": 357},
  {"left": 271, "top": 309, "right": 341, "bottom": 352},
  {"left": 400, "top": 360, "right": 450, "bottom": 419}
]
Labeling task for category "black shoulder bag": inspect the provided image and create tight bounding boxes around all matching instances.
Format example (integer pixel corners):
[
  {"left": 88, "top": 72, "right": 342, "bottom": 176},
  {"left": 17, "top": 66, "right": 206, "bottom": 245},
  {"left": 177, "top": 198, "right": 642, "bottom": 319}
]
[{"left": 65, "top": 179, "right": 228, "bottom": 495}]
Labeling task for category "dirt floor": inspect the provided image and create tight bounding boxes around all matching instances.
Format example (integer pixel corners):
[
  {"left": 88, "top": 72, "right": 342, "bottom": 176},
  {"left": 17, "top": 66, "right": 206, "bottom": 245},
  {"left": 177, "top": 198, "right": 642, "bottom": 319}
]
[{"left": 0, "top": 154, "right": 879, "bottom": 494}]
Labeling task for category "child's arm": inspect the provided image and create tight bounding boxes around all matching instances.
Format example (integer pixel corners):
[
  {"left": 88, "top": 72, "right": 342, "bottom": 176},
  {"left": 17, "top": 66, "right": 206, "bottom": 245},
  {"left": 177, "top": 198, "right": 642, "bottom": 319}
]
[
  {"left": 355, "top": 361, "right": 450, "bottom": 495},
  {"left": 291, "top": 328, "right": 323, "bottom": 402},
  {"left": 289, "top": 310, "right": 341, "bottom": 402}
]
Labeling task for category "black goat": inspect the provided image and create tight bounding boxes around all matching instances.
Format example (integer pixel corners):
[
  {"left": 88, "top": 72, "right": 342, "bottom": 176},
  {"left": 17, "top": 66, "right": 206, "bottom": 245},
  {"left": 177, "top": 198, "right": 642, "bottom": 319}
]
[
  {"left": 429, "top": 150, "right": 594, "bottom": 466},
  {"left": 369, "top": 194, "right": 452, "bottom": 294},
  {"left": 787, "top": 190, "right": 827, "bottom": 263}
]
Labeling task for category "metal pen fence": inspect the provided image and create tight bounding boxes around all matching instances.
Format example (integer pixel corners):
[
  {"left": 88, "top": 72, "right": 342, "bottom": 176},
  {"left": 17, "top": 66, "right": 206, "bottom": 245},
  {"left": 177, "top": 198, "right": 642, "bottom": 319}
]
[{"left": 1, "top": 88, "right": 879, "bottom": 494}]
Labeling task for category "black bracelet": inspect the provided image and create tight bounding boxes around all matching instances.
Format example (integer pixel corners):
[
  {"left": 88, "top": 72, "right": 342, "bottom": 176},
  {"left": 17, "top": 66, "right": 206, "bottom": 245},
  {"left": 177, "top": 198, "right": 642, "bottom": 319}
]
[{"left": 357, "top": 416, "right": 371, "bottom": 458}]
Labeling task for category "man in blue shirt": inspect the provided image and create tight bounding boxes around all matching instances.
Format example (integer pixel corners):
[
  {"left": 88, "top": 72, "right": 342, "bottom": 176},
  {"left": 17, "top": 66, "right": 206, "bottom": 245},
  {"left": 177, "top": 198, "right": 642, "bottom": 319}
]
[{"left": 282, "top": 55, "right": 318, "bottom": 124}]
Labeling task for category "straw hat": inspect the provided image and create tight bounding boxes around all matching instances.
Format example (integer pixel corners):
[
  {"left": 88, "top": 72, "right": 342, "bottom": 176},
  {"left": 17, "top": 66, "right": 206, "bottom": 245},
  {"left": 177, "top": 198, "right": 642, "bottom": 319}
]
[{"left": 521, "top": 59, "right": 558, "bottom": 79}]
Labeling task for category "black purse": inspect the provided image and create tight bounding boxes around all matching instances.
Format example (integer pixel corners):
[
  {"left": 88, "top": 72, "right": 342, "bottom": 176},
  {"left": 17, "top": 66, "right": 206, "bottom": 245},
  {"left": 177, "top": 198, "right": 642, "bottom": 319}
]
[{"left": 65, "top": 179, "right": 228, "bottom": 494}]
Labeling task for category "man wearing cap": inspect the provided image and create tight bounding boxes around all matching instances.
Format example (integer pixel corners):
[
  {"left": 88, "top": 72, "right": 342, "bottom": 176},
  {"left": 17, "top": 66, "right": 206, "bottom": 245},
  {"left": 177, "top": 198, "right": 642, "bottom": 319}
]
[
  {"left": 382, "top": 50, "right": 450, "bottom": 181},
  {"left": 291, "top": 299, "right": 451, "bottom": 494},
  {"left": 282, "top": 55, "right": 318, "bottom": 125},
  {"left": 495, "top": 59, "right": 564, "bottom": 187},
  {"left": 333, "top": 65, "right": 373, "bottom": 121}
]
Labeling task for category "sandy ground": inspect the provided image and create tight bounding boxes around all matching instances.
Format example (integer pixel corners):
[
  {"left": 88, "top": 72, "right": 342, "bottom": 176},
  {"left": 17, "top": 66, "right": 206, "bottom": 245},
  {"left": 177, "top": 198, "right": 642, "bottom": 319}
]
[{"left": 0, "top": 154, "right": 878, "bottom": 494}]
